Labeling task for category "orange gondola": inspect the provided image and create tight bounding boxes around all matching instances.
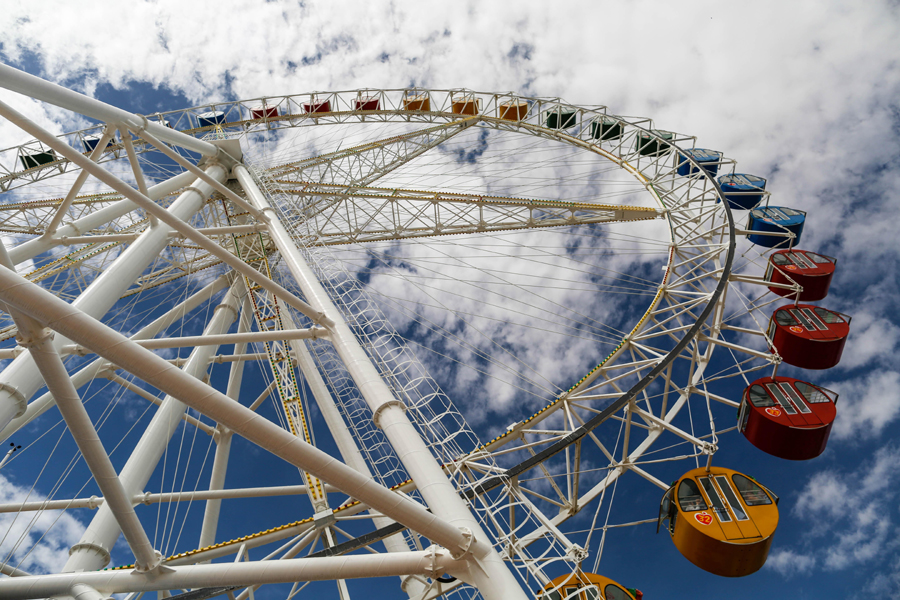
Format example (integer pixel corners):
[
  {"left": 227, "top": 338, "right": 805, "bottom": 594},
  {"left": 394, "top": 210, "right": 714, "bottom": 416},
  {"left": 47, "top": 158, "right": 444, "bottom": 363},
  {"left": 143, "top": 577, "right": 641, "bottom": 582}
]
[
  {"left": 658, "top": 466, "right": 779, "bottom": 577},
  {"left": 538, "top": 572, "right": 642, "bottom": 600},
  {"left": 738, "top": 376, "right": 838, "bottom": 460}
]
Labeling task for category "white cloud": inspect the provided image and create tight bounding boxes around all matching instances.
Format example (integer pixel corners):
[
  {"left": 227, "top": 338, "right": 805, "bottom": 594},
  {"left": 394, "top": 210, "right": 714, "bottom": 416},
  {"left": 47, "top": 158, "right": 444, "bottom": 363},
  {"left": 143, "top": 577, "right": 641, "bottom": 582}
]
[
  {"left": 835, "top": 312, "right": 900, "bottom": 371},
  {"left": 861, "top": 554, "right": 900, "bottom": 599},
  {"left": 0, "top": 472, "right": 86, "bottom": 575},
  {"left": 771, "top": 444, "right": 900, "bottom": 578},
  {"left": 828, "top": 369, "right": 900, "bottom": 441},
  {"left": 768, "top": 548, "right": 817, "bottom": 576}
]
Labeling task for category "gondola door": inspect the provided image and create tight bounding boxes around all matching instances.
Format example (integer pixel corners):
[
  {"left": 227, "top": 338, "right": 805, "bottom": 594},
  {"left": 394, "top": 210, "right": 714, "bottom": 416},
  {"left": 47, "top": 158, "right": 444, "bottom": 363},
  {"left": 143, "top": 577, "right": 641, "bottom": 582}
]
[
  {"left": 696, "top": 476, "right": 748, "bottom": 540},
  {"left": 763, "top": 381, "right": 820, "bottom": 428}
]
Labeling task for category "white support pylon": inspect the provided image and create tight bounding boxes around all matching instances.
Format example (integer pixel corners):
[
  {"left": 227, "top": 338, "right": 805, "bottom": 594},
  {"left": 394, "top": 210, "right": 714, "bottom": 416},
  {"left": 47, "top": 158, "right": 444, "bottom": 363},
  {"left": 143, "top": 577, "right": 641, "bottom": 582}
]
[
  {"left": 0, "top": 275, "right": 230, "bottom": 443},
  {"left": 198, "top": 294, "right": 250, "bottom": 552},
  {"left": 233, "top": 164, "right": 529, "bottom": 600},
  {"left": 0, "top": 163, "right": 228, "bottom": 434},
  {"left": 63, "top": 278, "right": 244, "bottom": 573},
  {"left": 282, "top": 310, "right": 426, "bottom": 599}
]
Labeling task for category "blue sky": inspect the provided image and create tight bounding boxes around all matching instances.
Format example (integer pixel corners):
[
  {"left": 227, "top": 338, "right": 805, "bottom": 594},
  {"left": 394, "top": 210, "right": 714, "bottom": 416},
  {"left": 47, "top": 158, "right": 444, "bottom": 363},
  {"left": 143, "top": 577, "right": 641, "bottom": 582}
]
[{"left": 1, "top": 1, "right": 899, "bottom": 599}]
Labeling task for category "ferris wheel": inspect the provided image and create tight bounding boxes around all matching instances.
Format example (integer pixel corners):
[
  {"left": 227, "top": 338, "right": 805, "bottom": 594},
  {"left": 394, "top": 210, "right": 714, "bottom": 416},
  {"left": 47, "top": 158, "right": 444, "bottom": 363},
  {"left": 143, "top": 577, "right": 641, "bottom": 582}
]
[{"left": 0, "top": 64, "right": 849, "bottom": 600}]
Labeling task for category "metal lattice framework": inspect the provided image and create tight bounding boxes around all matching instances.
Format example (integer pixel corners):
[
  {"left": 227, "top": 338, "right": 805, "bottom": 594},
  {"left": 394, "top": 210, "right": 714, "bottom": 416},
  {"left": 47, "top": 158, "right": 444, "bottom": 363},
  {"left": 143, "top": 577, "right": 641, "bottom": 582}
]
[{"left": 0, "top": 65, "right": 804, "bottom": 600}]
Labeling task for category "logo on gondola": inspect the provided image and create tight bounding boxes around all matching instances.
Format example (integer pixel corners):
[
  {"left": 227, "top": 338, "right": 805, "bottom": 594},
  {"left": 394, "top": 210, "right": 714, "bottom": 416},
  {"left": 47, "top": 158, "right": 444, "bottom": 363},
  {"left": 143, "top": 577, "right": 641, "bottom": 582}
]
[
  {"left": 765, "top": 407, "right": 782, "bottom": 417},
  {"left": 763, "top": 217, "right": 774, "bottom": 222},
  {"left": 784, "top": 265, "right": 798, "bottom": 271},
  {"left": 695, "top": 512, "right": 713, "bottom": 526},
  {"left": 790, "top": 326, "right": 804, "bottom": 333}
]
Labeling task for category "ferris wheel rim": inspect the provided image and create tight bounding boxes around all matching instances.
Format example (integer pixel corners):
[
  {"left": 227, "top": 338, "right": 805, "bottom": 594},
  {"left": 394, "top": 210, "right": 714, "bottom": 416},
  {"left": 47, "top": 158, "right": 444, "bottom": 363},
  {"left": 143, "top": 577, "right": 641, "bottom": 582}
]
[{"left": 0, "top": 81, "right": 752, "bottom": 595}]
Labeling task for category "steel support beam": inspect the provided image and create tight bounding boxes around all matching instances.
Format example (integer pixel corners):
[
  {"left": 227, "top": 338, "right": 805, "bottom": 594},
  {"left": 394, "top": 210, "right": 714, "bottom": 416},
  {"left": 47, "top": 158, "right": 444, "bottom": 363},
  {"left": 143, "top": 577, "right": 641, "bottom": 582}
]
[
  {"left": 0, "top": 245, "right": 160, "bottom": 570},
  {"left": 63, "top": 280, "right": 244, "bottom": 572},
  {"left": 0, "top": 549, "right": 461, "bottom": 600},
  {"left": 65, "top": 327, "right": 328, "bottom": 354},
  {"left": 198, "top": 295, "right": 250, "bottom": 552},
  {"left": 19, "top": 333, "right": 161, "bottom": 572},
  {"left": 0, "top": 275, "right": 229, "bottom": 443},
  {"left": 0, "top": 161, "right": 226, "bottom": 434},
  {"left": 282, "top": 311, "right": 425, "bottom": 598},
  {"left": 233, "top": 165, "right": 528, "bottom": 600},
  {"left": 0, "top": 265, "right": 477, "bottom": 568},
  {"left": 0, "top": 63, "right": 218, "bottom": 157},
  {"left": 0, "top": 484, "right": 339, "bottom": 513}
]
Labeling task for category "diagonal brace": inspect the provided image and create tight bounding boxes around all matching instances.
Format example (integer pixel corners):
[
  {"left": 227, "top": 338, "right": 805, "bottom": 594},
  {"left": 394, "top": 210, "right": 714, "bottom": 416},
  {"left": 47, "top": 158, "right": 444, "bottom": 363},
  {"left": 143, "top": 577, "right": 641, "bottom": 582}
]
[
  {"left": 0, "top": 264, "right": 478, "bottom": 562},
  {"left": 0, "top": 245, "right": 159, "bottom": 572}
]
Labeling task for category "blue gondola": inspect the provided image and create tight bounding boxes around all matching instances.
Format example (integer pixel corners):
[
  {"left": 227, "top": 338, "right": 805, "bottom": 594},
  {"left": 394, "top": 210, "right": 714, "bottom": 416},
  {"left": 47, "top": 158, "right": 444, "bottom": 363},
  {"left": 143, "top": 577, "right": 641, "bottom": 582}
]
[
  {"left": 197, "top": 110, "right": 226, "bottom": 128},
  {"left": 718, "top": 174, "right": 767, "bottom": 210},
  {"left": 82, "top": 134, "right": 114, "bottom": 152},
  {"left": 677, "top": 148, "right": 723, "bottom": 177},
  {"left": 747, "top": 206, "right": 806, "bottom": 248}
]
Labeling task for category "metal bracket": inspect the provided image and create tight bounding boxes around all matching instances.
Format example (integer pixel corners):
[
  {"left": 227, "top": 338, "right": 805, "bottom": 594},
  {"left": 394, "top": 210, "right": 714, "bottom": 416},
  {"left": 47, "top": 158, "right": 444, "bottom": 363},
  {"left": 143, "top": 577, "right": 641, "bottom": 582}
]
[
  {"left": 313, "top": 509, "right": 336, "bottom": 529},
  {"left": 371, "top": 399, "right": 408, "bottom": 430},
  {"left": 565, "top": 543, "right": 589, "bottom": 563},
  {"left": 132, "top": 549, "right": 164, "bottom": 573},
  {"left": 68, "top": 541, "right": 110, "bottom": 567},
  {"left": 0, "top": 383, "right": 27, "bottom": 418},
  {"left": 15, "top": 327, "right": 54, "bottom": 348},
  {"left": 449, "top": 527, "right": 475, "bottom": 560}
]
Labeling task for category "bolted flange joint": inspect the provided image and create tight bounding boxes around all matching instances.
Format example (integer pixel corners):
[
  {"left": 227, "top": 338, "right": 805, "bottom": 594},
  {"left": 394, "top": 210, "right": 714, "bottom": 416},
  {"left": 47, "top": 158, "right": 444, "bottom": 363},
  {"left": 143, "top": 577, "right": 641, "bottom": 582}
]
[
  {"left": 69, "top": 541, "right": 111, "bottom": 567},
  {"left": 424, "top": 544, "right": 453, "bottom": 579},
  {"left": 131, "top": 114, "right": 151, "bottom": 135},
  {"left": 133, "top": 549, "right": 163, "bottom": 573},
  {"left": 0, "top": 383, "right": 27, "bottom": 418},
  {"left": 565, "top": 543, "right": 589, "bottom": 563},
  {"left": 15, "top": 327, "right": 54, "bottom": 348},
  {"left": 371, "top": 399, "right": 408, "bottom": 430},
  {"left": 449, "top": 527, "right": 475, "bottom": 560}
]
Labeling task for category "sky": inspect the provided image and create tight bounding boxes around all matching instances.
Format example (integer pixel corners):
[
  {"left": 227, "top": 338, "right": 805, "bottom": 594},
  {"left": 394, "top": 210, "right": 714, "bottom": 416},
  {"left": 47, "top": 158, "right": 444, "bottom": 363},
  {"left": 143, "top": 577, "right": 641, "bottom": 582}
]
[{"left": 1, "top": 1, "right": 900, "bottom": 599}]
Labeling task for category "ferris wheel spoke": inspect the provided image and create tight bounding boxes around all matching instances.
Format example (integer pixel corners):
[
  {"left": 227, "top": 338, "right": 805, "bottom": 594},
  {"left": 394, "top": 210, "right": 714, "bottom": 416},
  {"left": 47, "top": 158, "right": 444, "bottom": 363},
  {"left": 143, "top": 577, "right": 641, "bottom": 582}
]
[
  {"left": 1, "top": 170, "right": 198, "bottom": 268},
  {"left": 273, "top": 181, "right": 661, "bottom": 245},
  {"left": 269, "top": 116, "right": 480, "bottom": 188},
  {"left": 1, "top": 73, "right": 791, "bottom": 600}
]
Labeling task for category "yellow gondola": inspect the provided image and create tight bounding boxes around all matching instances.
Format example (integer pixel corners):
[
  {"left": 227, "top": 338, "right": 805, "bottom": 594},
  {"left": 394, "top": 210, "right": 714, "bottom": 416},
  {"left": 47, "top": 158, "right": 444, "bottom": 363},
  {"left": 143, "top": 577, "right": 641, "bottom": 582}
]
[
  {"left": 658, "top": 466, "right": 779, "bottom": 577},
  {"left": 538, "top": 572, "right": 642, "bottom": 600}
]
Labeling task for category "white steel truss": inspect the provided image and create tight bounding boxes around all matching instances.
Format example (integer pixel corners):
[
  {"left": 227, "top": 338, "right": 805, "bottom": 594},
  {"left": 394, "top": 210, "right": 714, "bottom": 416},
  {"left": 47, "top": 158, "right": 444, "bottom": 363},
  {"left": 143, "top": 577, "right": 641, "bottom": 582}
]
[{"left": 0, "top": 65, "right": 804, "bottom": 600}]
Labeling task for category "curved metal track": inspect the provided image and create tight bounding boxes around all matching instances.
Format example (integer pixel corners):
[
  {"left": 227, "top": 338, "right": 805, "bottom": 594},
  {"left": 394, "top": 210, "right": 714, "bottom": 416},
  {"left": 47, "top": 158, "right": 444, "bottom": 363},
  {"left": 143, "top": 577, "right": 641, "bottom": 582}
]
[{"left": 0, "top": 79, "right": 784, "bottom": 600}]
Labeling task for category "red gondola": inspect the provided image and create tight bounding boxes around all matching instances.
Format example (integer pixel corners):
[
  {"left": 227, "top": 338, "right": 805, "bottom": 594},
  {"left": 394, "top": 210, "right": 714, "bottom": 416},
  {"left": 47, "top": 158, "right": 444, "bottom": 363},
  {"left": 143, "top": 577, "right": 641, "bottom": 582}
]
[
  {"left": 303, "top": 99, "right": 331, "bottom": 114},
  {"left": 250, "top": 106, "right": 278, "bottom": 119},
  {"left": 355, "top": 96, "right": 380, "bottom": 111},
  {"left": 738, "top": 376, "right": 838, "bottom": 460},
  {"left": 768, "top": 304, "right": 850, "bottom": 369},
  {"left": 764, "top": 249, "right": 836, "bottom": 301}
]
